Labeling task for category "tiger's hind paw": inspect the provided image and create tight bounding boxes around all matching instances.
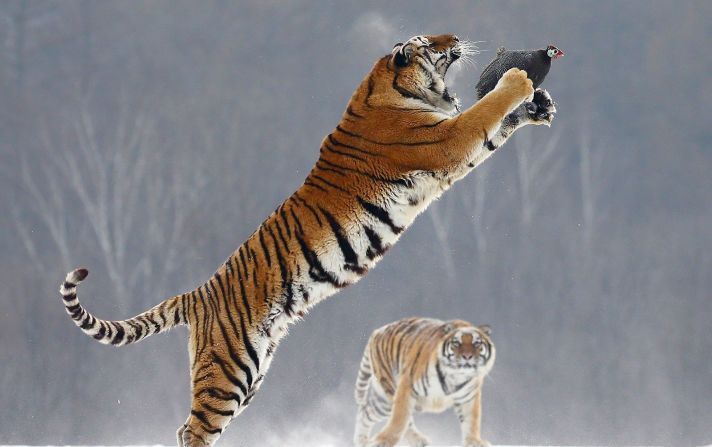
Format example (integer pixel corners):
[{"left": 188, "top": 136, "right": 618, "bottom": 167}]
[{"left": 523, "top": 89, "right": 556, "bottom": 126}]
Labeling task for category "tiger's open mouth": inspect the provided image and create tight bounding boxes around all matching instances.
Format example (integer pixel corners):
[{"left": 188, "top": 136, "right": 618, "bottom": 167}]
[
  {"left": 391, "top": 35, "right": 478, "bottom": 114},
  {"left": 439, "top": 41, "right": 477, "bottom": 111}
]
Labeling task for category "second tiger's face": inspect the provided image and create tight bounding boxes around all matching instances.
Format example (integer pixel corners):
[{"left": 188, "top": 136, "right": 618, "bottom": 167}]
[{"left": 441, "top": 326, "right": 495, "bottom": 373}]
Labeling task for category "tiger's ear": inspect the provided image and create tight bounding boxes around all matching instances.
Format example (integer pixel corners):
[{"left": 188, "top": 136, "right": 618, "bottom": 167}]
[
  {"left": 442, "top": 323, "right": 456, "bottom": 334},
  {"left": 392, "top": 42, "right": 414, "bottom": 67},
  {"left": 478, "top": 325, "right": 492, "bottom": 337}
]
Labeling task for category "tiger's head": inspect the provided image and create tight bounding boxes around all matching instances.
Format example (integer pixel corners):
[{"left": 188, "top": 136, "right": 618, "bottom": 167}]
[
  {"left": 386, "top": 34, "right": 476, "bottom": 114},
  {"left": 439, "top": 322, "right": 495, "bottom": 376}
]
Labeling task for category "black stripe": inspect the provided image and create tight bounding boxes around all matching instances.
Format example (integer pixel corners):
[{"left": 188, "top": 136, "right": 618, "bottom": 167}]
[
  {"left": 211, "top": 352, "right": 248, "bottom": 396},
  {"left": 174, "top": 302, "right": 182, "bottom": 325},
  {"left": 145, "top": 313, "right": 161, "bottom": 333},
  {"left": 283, "top": 283, "right": 296, "bottom": 317},
  {"left": 295, "top": 233, "right": 347, "bottom": 288},
  {"left": 392, "top": 73, "right": 420, "bottom": 100},
  {"left": 303, "top": 180, "right": 328, "bottom": 193},
  {"left": 266, "top": 225, "right": 293, "bottom": 316},
  {"left": 237, "top": 248, "right": 249, "bottom": 281},
  {"left": 319, "top": 157, "right": 414, "bottom": 188},
  {"left": 65, "top": 303, "right": 81, "bottom": 314},
  {"left": 237, "top": 305, "right": 260, "bottom": 372},
  {"left": 315, "top": 161, "right": 347, "bottom": 177},
  {"left": 322, "top": 143, "right": 367, "bottom": 163},
  {"left": 338, "top": 124, "right": 446, "bottom": 147},
  {"left": 364, "top": 74, "right": 375, "bottom": 107},
  {"left": 310, "top": 174, "right": 349, "bottom": 193},
  {"left": 278, "top": 206, "right": 292, "bottom": 238},
  {"left": 364, "top": 226, "right": 388, "bottom": 260},
  {"left": 235, "top": 251, "right": 254, "bottom": 324},
  {"left": 111, "top": 323, "right": 125, "bottom": 345},
  {"left": 272, "top": 215, "right": 292, "bottom": 253},
  {"left": 346, "top": 105, "right": 364, "bottom": 119},
  {"left": 319, "top": 206, "right": 364, "bottom": 273},
  {"left": 202, "top": 285, "right": 254, "bottom": 388},
  {"left": 126, "top": 319, "right": 142, "bottom": 342},
  {"left": 329, "top": 133, "right": 382, "bottom": 157},
  {"left": 181, "top": 294, "right": 188, "bottom": 324},
  {"left": 93, "top": 322, "right": 106, "bottom": 340},
  {"left": 435, "top": 361, "right": 450, "bottom": 394},
  {"left": 266, "top": 223, "right": 296, "bottom": 315},
  {"left": 247, "top": 242, "right": 259, "bottom": 270},
  {"left": 299, "top": 284, "right": 309, "bottom": 303},
  {"left": 410, "top": 118, "right": 448, "bottom": 129},
  {"left": 258, "top": 227, "right": 272, "bottom": 267},
  {"left": 156, "top": 306, "right": 167, "bottom": 327},
  {"left": 289, "top": 208, "right": 305, "bottom": 235},
  {"left": 202, "top": 402, "right": 235, "bottom": 417},
  {"left": 384, "top": 105, "right": 439, "bottom": 113},
  {"left": 212, "top": 272, "right": 229, "bottom": 312},
  {"left": 357, "top": 197, "right": 403, "bottom": 234},
  {"left": 293, "top": 193, "right": 323, "bottom": 226},
  {"left": 190, "top": 410, "right": 221, "bottom": 433},
  {"left": 266, "top": 226, "right": 288, "bottom": 287},
  {"left": 198, "top": 387, "right": 241, "bottom": 403}
]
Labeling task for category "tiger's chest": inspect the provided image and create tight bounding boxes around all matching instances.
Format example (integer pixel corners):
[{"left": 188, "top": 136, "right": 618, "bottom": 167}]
[
  {"left": 415, "top": 393, "right": 455, "bottom": 414},
  {"left": 266, "top": 174, "right": 449, "bottom": 339},
  {"left": 307, "top": 175, "right": 442, "bottom": 276},
  {"left": 415, "top": 368, "right": 479, "bottom": 413}
]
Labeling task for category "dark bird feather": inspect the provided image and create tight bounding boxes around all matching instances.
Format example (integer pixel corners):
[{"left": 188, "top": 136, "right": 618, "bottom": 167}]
[{"left": 475, "top": 45, "right": 564, "bottom": 99}]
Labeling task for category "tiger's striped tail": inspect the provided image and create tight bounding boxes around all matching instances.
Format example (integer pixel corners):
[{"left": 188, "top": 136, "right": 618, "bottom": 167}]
[
  {"left": 60, "top": 268, "right": 189, "bottom": 346},
  {"left": 354, "top": 345, "right": 373, "bottom": 405}
]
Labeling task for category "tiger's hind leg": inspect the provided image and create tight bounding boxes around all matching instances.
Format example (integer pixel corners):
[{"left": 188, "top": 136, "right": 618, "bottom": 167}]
[
  {"left": 180, "top": 357, "right": 246, "bottom": 446},
  {"left": 354, "top": 388, "right": 392, "bottom": 446},
  {"left": 354, "top": 404, "right": 377, "bottom": 447}
]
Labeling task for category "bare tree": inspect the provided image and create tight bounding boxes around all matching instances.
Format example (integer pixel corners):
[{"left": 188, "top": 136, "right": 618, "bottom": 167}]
[
  {"left": 14, "top": 87, "right": 212, "bottom": 311},
  {"left": 513, "top": 127, "right": 564, "bottom": 232},
  {"left": 427, "top": 197, "right": 458, "bottom": 279},
  {"left": 458, "top": 168, "right": 491, "bottom": 271}
]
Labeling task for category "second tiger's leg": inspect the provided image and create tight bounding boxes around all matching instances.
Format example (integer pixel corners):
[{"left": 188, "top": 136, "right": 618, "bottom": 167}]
[
  {"left": 371, "top": 377, "right": 415, "bottom": 447},
  {"left": 453, "top": 385, "right": 490, "bottom": 447}
]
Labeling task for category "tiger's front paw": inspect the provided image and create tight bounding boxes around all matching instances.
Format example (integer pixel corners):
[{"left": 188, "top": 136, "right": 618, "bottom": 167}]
[
  {"left": 369, "top": 432, "right": 400, "bottom": 447},
  {"left": 463, "top": 437, "right": 491, "bottom": 447},
  {"left": 404, "top": 428, "right": 430, "bottom": 447},
  {"left": 523, "top": 89, "right": 557, "bottom": 126},
  {"left": 497, "top": 68, "right": 535, "bottom": 102}
]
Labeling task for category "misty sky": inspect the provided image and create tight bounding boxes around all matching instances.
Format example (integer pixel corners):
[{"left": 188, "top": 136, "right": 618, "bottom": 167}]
[{"left": 1, "top": 1, "right": 711, "bottom": 446}]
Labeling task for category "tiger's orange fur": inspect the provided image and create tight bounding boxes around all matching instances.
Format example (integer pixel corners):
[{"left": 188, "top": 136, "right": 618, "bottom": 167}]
[{"left": 59, "top": 34, "right": 551, "bottom": 446}]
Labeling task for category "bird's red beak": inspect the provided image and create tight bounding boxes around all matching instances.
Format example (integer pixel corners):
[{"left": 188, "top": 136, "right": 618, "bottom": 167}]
[{"left": 554, "top": 49, "right": 565, "bottom": 59}]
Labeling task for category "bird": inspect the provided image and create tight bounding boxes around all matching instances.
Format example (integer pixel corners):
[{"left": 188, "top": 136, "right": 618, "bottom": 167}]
[{"left": 475, "top": 44, "right": 564, "bottom": 99}]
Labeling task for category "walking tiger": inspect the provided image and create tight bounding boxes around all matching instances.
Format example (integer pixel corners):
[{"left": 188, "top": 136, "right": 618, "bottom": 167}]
[
  {"left": 354, "top": 317, "right": 495, "bottom": 447},
  {"left": 59, "top": 34, "right": 555, "bottom": 446}
]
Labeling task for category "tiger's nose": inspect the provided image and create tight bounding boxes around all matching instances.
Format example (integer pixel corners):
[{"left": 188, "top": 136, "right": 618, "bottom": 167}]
[{"left": 462, "top": 352, "right": 474, "bottom": 360}]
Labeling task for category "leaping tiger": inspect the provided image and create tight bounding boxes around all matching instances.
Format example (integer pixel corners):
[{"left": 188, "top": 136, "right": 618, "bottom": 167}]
[
  {"left": 354, "top": 317, "right": 495, "bottom": 447},
  {"left": 59, "top": 34, "right": 555, "bottom": 446}
]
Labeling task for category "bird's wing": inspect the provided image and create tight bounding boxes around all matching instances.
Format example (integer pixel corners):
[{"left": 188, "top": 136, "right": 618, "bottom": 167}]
[{"left": 479, "top": 55, "right": 501, "bottom": 79}]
